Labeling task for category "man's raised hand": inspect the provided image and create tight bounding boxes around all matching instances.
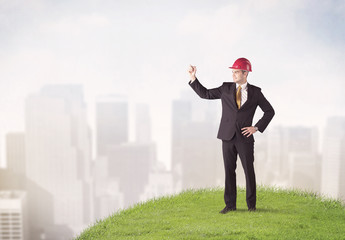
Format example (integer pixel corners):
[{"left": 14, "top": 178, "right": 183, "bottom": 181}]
[{"left": 188, "top": 64, "right": 197, "bottom": 82}]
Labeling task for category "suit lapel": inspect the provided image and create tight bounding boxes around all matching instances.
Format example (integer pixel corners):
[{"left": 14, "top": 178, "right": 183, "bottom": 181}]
[{"left": 229, "top": 83, "right": 237, "bottom": 109}]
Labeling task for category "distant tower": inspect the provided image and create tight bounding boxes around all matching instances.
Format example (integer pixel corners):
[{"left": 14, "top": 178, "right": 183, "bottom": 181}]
[
  {"left": 135, "top": 103, "right": 152, "bottom": 143},
  {"left": 25, "top": 85, "right": 92, "bottom": 232},
  {"left": 0, "top": 191, "right": 28, "bottom": 240},
  {"left": 321, "top": 116, "right": 345, "bottom": 201},
  {"left": 6, "top": 132, "right": 25, "bottom": 175},
  {"left": 96, "top": 95, "right": 128, "bottom": 156},
  {"left": 171, "top": 90, "right": 223, "bottom": 190},
  {"left": 265, "top": 126, "right": 321, "bottom": 190},
  {"left": 107, "top": 143, "right": 151, "bottom": 207},
  {"left": 287, "top": 127, "right": 320, "bottom": 192}
]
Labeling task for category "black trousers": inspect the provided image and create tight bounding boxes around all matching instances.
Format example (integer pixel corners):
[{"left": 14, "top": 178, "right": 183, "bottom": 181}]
[{"left": 222, "top": 134, "right": 256, "bottom": 209}]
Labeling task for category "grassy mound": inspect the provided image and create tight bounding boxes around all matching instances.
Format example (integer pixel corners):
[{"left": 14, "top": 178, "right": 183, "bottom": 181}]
[{"left": 76, "top": 186, "right": 345, "bottom": 239}]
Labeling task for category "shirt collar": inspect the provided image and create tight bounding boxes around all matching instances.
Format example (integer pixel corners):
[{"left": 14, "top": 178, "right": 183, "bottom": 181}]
[{"left": 236, "top": 81, "right": 248, "bottom": 90}]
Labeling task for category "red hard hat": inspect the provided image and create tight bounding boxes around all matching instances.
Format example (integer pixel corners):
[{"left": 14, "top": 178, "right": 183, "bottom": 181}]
[{"left": 229, "top": 58, "right": 252, "bottom": 72}]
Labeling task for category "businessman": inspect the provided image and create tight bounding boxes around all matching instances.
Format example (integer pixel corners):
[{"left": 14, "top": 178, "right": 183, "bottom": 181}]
[{"left": 188, "top": 58, "right": 275, "bottom": 213}]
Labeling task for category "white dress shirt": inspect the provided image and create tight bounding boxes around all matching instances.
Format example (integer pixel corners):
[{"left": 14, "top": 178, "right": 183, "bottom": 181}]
[{"left": 236, "top": 82, "right": 248, "bottom": 107}]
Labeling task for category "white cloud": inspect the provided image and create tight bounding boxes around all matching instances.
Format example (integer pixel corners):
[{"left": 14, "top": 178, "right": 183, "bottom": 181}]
[{"left": 39, "top": 13, "right": 110, "bottom": 36}]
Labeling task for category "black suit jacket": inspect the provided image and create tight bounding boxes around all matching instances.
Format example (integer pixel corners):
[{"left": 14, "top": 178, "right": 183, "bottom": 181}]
[{"left": 189, "top": 78, "right": 275, "bottom": 142}]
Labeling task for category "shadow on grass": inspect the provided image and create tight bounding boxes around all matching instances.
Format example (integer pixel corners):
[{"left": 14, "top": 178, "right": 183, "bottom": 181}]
[
  {"left": 255, "top": 208, "right": 281, "bottom": 213},
  {"left": 218, "top": 208, "right": 281, "bottom": 213}
]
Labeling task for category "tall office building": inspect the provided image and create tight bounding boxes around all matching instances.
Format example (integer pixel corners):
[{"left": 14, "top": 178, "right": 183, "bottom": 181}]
[
  {"left": 25, "top": 85, "right": 92, "bottom": 233},
  {"left": 0, "top": 191, "right": 28, "bottom": 240},
  {"left": 265, "top": 126, "right": 289, "bottom": 185},
  {"left": 321, "top": 116, "right": 345, "bottom": 201},
  {"left": 6, "top": 133, "right": 26, "bottom": 176},
  {"left": 139, "top": 162, "right": 174, "bottom": 202},
  {"left": 107, "top": 143, "right": 152, "bottom": 208},
  {"left": 96, "top": 95, "right": 128, "bottom": 156},
  {"left": 265, "top": 126, "right": 320, "bottom": 189},
  {"left": 171, "top": 98, "right": 191, "bottom": 191},
  {"left": 94, "top": 99, "right": 158, "bottom": 215},
  {"left": 287, "top": 127, "right": 320, "bottom": 192},
  {"left": 0, "top": 168, "right": 51, "bottom": 239},
  {"left": 135, "top": 103, "right": 152, "bottom": 144},
  {"left": 92, "top": 156, "right": 124, "bottom": 220},
  {"left": 172, "top": 90, "right": 223, "bottom": 191}
]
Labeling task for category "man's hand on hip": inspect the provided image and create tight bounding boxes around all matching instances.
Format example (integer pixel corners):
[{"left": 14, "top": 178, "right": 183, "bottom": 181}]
[{"left": 241, "top": 126, "right": 257, "bottom": 137}]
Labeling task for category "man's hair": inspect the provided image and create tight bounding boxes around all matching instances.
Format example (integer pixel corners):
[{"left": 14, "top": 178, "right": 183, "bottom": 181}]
[{"left": 242, "top": 70, "right": 249, "bottom": 76}]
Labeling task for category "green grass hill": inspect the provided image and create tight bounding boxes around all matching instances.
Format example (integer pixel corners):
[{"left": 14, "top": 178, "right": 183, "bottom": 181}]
[{"left": 76, "top": 186, "right": 345, "bottom": 239}]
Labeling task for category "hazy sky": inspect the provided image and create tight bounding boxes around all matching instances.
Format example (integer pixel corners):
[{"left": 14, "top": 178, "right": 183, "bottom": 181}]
[{"left": 1, "top": 0, "right": 344, "bottom": 168}]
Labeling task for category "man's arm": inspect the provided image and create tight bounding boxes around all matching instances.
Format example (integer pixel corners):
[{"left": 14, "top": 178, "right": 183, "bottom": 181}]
[
  {"left": 188, "top": 65, "right": 223, "bottom": 99},
  {"left": 254, "top": 90, "right": 275, "bottom": 133}
]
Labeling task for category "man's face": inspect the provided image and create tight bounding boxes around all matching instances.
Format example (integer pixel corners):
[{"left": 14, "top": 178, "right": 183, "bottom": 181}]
[{"left": 232, "top": 70, "right": 247, "bottom": 84}]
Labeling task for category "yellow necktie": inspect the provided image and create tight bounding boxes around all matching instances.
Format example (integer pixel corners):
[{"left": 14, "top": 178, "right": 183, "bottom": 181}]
[{"left": 236, "top": 85, "right": 241, "bottom": 109}]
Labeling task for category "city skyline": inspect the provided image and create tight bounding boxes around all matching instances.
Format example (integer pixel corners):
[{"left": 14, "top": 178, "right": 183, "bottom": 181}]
[
  {"left": 0, "top": 83, "right": 340, "bottom": 170},
  {"left": 0, "top": 83, "right": 339, "bottom": 169},
  {"left": 0, "top": 82, "right": 344, "bottom": 239}
]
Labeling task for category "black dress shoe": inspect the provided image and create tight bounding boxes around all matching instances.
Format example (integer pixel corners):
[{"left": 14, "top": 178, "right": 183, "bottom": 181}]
[
  {"left": 219, "top": 206, "right": 236, "bottom": 214},
  {"left": 248, "top": 207, "right": 256, "bottom": 212}
]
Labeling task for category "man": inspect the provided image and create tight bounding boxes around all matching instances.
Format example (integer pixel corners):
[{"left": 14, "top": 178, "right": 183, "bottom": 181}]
[{"left": 188, "top": 58, "right": 275, "bottom": 213}]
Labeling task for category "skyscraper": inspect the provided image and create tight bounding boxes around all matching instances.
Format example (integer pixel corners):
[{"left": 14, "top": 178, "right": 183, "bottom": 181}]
[
  {"left": 6, "top": 133, "right": 25, "bottom": 176},
  {"left": 96, "top": 95, "right": 128, "bottom": 157},
  {"left": 94, "top": 99, "right": 158, "bottom": 215},
  {"left": 135, "top": 103, "right": 152, "bottom": 144},
  {"left": 25, "top": 85, "right": 92, "bottom": 233},
  {"left": 107, "top": 143, "right": 152, "bottom": 208},
  {"left": 287, "top": 127, "right": 320, "bottom": 192},
  {"left": 139, "top": 162, "right": 174, "bottom": 202},
  {"left": 265, "top": 126, "right": 320, "bottom": 190},
  {"left": 0, "top": 191, "right": 28, "bottom": 240},
  {"left": 172, "top": 90, "right": 223, "bottom": 191},
  {"left": 321, "top": 116, "right": 345, "bottom": 201}
]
